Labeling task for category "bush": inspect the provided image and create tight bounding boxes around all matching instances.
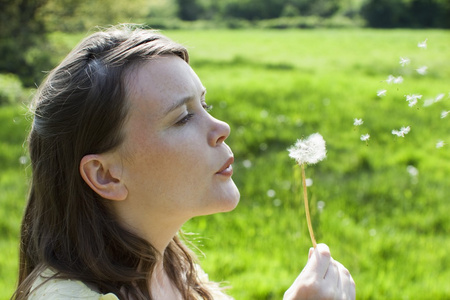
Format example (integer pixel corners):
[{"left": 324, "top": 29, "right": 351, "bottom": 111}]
[{"left": 0, "top": 74, "right": 30, "bottom": 106}]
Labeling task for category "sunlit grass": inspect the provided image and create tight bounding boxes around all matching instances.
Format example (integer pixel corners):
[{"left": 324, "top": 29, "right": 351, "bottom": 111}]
[{"left": 1, "top": 29, "right": 449, "bottom": 299}]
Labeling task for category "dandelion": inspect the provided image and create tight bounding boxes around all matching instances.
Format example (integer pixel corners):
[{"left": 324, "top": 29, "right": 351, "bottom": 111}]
[
  {"left": 392, "top": 126, "right": 411, "bottom": 137},
  {"left": 288, "top": 133, "right": 327, "bottom": 165},
  {"left": 416, "top": 66, "right": 428, "bottom": 75},
  {"left": 288, "top": 133, "right": 327, "bottom": 248},
  {"left": 436, "top": 140, "right": 445, "bottom": 148},
  {"left": 399, "top": 57, "right": 410, "bottom": 67},
  {"left": 377, "top": 89, "right": 387, "bottom": 97},
  {"left": 418, "top": 38, "right": 427, "bottom": 49},
  {"left": 441, "top": 111, "right": 449, "bottom": 119},
  {"left": 353, "top": 118, "right": 364, "bottom": 126},
  {"left": 305, "top": 178, "right": 313, "bottom": 187},
  {"left": 360, "top": 134, "right": 370, "bottom": 142}
]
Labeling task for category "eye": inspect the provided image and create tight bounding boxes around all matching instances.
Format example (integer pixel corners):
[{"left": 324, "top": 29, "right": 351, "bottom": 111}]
[
  {"left": 202, "top": 103, "right": 213, "bottom": 112},
  {"left": 175, "top": 113, "right": 194, "bottom": 126}
]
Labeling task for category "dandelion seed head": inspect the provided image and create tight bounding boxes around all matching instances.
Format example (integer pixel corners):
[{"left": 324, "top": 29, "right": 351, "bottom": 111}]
[
  {"left": 416, "top": 66, "right": 428, "bottom": 75},
  {"left": 418, "top": 38, "right": 427, "bottom": 49},
  {"left": 353, "top": 118, "right": 364, "bottom": 126},
  {"left": 288, "top": 133, "right": 327, "bottom": 165},
  {"left": 377, "top": 89, "right": 387, "bottom": 97},
  {"left": 360, "top": 134, "right": 370, "bottom": 141},
  {"left": 399, "top": 57, "right": 410, "bottom": 67},
  {"left": 267, "top": 189, "right": 276, "bottom": 198},
  {"left": 305, "top": 178, "right": 313, "bottom": 187}
]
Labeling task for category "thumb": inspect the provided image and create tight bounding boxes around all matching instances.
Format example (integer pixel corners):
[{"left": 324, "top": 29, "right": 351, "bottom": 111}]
[{"left": 308, "top": 247, "right": 314, "bottom": 260}]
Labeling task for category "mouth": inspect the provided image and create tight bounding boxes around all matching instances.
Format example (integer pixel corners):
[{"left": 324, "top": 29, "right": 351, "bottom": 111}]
[{"left": 216, "top": 157, "right": 234, "bottom": 176}]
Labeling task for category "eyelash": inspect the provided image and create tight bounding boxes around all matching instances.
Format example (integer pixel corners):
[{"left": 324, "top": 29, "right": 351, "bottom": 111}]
[{"left": 175, "top": 104, "right": 213, "bottom": 126}]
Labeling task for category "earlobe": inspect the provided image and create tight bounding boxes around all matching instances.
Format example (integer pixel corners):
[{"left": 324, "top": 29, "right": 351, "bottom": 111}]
[{"left": 79, "top": 154, "right": 128, "bottom": 201}]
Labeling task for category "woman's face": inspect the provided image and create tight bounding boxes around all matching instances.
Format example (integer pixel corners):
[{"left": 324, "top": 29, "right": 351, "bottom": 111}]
[{"left": 115, "top": 56, "right": 240, "bottom": 227}]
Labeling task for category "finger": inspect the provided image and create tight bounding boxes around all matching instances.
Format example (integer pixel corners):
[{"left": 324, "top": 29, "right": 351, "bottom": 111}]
[
  {"left": 308, "top": 247, "right": 314, "bottom": 260},
  {"left": 335, "top": 260, "right": 356, "bottom": 300},
  {"left": 306, "top": 243, "right": 331, "bottom": 279},
  {"left": 323, "top": 258, "right": 339, "bottom": 285}
]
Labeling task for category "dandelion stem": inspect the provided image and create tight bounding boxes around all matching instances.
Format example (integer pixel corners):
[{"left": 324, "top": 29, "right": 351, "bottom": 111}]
[{"left": 301, "top": 163, "right": 317, "bottom": 248}]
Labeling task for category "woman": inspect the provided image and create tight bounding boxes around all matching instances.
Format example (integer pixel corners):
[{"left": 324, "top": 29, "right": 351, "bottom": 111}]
[{"left": 13, "top": 25, "right": 355, "bottom": 299}]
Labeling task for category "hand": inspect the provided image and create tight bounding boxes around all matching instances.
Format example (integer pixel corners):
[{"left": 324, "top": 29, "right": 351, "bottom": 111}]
[{"left": 284, "top": 243, "right": 355, "bottom": 300}]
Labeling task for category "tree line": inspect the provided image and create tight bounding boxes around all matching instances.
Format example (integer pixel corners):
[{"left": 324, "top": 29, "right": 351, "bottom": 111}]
[{"left": 1, "top": 0, "right": 449, "bottom": 87}]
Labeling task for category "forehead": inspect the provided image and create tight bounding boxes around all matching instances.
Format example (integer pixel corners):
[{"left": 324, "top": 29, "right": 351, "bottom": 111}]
[{"left": 124, "top": 56, "right": 203, "bottom": 116}]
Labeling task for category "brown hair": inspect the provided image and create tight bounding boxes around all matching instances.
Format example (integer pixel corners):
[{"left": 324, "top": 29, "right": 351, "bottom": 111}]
[{"left": 13, "top": 25, "right": 215, "bottom": 300}]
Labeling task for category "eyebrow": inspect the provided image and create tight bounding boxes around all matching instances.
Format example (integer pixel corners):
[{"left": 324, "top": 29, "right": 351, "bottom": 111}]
[{"left": 164, "top": 88, "right": 207, "bottom": 116}]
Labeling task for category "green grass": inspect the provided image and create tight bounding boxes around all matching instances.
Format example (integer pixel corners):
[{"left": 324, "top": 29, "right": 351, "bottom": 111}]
[{"left": 1, "top": 29, "right": 449, "bottom": 299}]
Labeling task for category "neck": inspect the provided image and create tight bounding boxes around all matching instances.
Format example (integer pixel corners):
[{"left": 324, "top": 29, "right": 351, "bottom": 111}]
[{"left": 110, "top": 200, "right": 188, "bottom": 254}]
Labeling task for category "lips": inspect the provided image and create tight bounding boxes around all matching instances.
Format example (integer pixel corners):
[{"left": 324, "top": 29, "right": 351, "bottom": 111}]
[{"left": 216, "top": 157, "right": 234, "bottom": 176}]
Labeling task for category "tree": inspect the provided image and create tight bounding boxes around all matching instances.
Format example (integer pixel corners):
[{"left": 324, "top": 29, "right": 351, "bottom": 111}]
[{"left": 0, "top": 0, "right": 50, "bottom": 86}]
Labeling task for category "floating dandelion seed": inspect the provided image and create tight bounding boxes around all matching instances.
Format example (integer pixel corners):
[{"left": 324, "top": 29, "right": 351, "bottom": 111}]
[
  {"left": 377, "top": 89, "right": 387, "bottom": 97},
  {"left": 386, "top": 75, "right": 395, "bottom": 84},
  {"left": 360, "top": 134, "right": 370, "bottom": 142},
  {"left": 435, "top": 93, "right": 445, "bottom": 102},
  {"left": 392, "top": 126, "right": 411, "bottom": 137},
  {"left": 354, "top": 118, "right": 364, "bottom": 126},
  {"left": 418, "top": 38, "right": 428, "bottom": 49},
  {"left": 393, "top": 76, "right": 404, "bottom": 84},
  {"left": 436, "top": 140, "right": 445, "bottom": 148},
  {"left": 423, "top": 98, "right": 435, "bottom": 107},
  {"left": 386, "top": 75, "right": 403, "bottom": 84},
  {"left": 405, "top": 94, "right": 422, "bottom": 107},
  {"left": 416, "top": 66, "right": 428, "bottom": 75},
  {"left": 288, "top": 133, "right": 327, "bottom": 248},
  {"left": 408, "top": 99, "right": 418, "bottom": 107},
  {"left": 441, "top": 111, "right": 449, "bottom": 119},
  {"left": 399, "top": 57, "right": 410, "bottom": 67}
]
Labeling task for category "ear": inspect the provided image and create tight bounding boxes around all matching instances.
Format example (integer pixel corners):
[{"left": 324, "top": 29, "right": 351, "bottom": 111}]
[{"left": 79, "top": 154, "right": 128, "bottom": 201}]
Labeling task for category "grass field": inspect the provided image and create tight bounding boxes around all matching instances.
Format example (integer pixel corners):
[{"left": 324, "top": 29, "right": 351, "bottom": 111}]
[{"left": 1, "top": 29, "right": 449, "bottom": 299}]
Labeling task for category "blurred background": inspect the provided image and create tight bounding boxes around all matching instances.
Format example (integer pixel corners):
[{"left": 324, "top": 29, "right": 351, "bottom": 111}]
[{"left": 1, "top": 0, "right": 449, "bottom": 299}]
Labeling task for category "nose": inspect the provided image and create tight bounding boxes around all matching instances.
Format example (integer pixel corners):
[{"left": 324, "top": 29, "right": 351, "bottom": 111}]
[{"left": 208, "top": 117, "right": 230, "bottom": 146}]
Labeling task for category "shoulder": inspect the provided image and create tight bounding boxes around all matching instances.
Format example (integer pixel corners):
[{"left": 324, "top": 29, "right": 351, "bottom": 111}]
[{"left": 28, "top": 269, "right": 119, "bottom": 300}]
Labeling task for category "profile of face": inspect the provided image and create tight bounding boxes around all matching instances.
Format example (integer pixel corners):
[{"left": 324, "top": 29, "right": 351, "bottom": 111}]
[{"left": 81, "top": 55, "right": 240, "bottom": 237}]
